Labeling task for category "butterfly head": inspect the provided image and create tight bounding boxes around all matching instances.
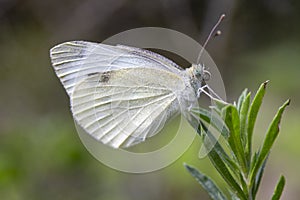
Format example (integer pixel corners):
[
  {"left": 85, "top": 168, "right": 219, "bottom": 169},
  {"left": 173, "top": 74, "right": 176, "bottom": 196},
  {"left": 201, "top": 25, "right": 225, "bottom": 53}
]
[
  {"left": 187, "top": 64, "right": 211, "bottom": 92},
  {"left": 195, "top": 64, "right": 211, "bottom": 82}
]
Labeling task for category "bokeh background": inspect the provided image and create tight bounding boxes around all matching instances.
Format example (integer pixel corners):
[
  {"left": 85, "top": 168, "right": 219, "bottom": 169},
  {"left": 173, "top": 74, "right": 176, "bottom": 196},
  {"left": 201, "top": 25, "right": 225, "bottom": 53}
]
[{"left": 1, "top": 0, "right": 299, "bottom": 199}]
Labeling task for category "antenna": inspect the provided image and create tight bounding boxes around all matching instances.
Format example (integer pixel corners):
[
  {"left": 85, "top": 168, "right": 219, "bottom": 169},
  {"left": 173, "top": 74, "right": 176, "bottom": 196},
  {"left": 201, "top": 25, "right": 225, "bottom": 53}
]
[{"left": 196, "top": 14, "right": 226, "bottom": 64}]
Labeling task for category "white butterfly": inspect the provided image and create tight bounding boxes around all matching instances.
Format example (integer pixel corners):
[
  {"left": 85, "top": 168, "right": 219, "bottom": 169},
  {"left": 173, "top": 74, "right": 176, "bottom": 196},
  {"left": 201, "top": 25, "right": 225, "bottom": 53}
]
[{"left": 50, "top": 41, "right": 211, "bottom": 148}]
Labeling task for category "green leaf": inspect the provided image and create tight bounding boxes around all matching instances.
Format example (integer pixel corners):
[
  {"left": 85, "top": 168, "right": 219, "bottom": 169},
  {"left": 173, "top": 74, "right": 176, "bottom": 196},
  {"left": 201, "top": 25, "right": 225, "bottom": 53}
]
[
  {"left": 184, "top": 164, "right": 227, "bottom": 200},
  {"left": 240, "top": 93, "right": 251, "bottom": 144},
  {"left": 246, "top": 81, "right": 269, "bottom": 161},
  {"left": 250, "top": 99, "right": 290, "bottom": 186},
  {"left": 250, "top": 151, "right": 259, "bottom": 171},
  {"left": 201, "top": 123, "right": 239, "bottom": 176},
  {"left": 252, "top": 156, "right": 268, "bottom": 198},
  {"left": 201, "top": 131, "right": 247, "bottom": 200},
  {"left": 206, "top": 146, "right": 247, "bottom": 200},
  {"left": 192, "top": 107, "right": 229, "bottom": 138},
  {"left": 239, "top": 172, "right": 249, "bottom": 197},
  {"left": 223, "top": 105, "right": 247, "bottom": 173},
  {"left": 237, "top": 88, "right": 248, "bottom": 113},
  {"left": 271, "top": 176, "right": 286, "bottom": 200}
]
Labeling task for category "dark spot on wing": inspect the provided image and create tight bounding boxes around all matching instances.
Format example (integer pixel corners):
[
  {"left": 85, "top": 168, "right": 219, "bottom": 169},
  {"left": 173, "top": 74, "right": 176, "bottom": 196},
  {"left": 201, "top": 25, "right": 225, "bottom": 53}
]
[
  {"left": 99, "top": 71, "right": 111, "bottom": 82},
  {"left": 87, "top": 72, "right": 99, "bottom": 76},
  {"left": 87, "top": 71, "right": 111, "bottom": 83}
]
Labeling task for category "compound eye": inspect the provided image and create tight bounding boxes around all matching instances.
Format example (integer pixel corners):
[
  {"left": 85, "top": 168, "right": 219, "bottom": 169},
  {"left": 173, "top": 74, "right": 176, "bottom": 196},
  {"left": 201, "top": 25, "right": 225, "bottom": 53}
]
[{"left": 203, "top": 71, "right": 211, "bottom": 81}]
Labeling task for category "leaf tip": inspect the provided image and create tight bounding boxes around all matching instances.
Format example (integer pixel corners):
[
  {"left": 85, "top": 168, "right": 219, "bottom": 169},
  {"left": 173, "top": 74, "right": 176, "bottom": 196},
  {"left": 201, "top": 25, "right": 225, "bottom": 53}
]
[
  {"left": 279, "top": 175, "right": 286, "bottom": 182},
  {"left": 281, "top": 99, "right": 291, "bottom": 109},
  {"left": 183, "top": 163, "right": 192, "bottom": 170},
  {"left": 263, "top": 80, "right": 270, "bottom": 88}
]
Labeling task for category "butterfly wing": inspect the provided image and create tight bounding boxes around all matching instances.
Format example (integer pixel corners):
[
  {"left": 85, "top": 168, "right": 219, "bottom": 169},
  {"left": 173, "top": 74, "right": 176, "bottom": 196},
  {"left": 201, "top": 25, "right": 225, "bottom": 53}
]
[
  {"left": 71, "top": 68, "right": 187, "bottom": 148},
  {"left": 50, "top": 41, "right": 183, "bottom": 96}
]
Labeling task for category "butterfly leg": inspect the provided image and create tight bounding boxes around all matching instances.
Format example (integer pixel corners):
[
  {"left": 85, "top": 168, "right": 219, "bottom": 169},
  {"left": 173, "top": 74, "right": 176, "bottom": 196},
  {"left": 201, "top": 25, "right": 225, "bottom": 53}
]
[{"left": 197, "top": 84, "right": 226, "bottom": 103}]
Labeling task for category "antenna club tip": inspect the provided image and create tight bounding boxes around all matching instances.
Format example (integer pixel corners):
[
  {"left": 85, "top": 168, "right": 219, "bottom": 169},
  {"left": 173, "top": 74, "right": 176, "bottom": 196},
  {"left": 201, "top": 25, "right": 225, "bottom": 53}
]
[
  {"left": 215, "top": 30, "right": 222, "bottom": 36},
  {"left": 220, "top": 14, "right": 226, "bottom": 19}
]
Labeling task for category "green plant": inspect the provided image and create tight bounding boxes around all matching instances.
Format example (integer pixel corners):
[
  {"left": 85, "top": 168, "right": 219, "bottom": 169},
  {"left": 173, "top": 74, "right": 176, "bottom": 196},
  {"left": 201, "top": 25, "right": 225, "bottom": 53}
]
[{"left": 185, "top": 81, "right": 289, "bottom": 200}]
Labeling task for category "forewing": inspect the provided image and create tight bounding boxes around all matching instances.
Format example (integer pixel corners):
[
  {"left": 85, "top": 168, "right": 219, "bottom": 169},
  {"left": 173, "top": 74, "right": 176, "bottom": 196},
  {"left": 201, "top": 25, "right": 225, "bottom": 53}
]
[
  {"left": 50, "top": 41, "right": 183, "bottom": 96},
  {"left": 71, "top": 68, "right": 186, "bottom": 148}
]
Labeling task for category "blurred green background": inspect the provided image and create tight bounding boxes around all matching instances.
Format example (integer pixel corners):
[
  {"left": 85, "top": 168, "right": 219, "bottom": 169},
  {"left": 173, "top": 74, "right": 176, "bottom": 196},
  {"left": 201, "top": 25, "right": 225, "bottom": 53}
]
[{"left": 1, "top": 0, "right": 300, "bottom": 199}]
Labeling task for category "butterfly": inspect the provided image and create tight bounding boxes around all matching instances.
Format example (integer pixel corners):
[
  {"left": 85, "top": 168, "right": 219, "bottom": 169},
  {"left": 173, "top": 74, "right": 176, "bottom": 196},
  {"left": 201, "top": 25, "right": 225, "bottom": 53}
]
[{"left": 50, "top": 41, "right": 212, "bottom": 148}]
